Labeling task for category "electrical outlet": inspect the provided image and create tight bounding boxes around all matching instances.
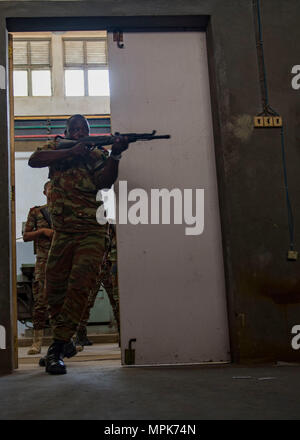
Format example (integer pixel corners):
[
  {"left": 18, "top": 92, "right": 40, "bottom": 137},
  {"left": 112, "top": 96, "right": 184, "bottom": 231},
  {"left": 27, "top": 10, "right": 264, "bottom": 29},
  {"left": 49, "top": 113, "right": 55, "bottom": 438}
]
[
  {"left": 287, "top": 250, "right": 298, "bottom": 261},
  {"left": 254, "top": 116, "right": 282, "bottom": 128}
]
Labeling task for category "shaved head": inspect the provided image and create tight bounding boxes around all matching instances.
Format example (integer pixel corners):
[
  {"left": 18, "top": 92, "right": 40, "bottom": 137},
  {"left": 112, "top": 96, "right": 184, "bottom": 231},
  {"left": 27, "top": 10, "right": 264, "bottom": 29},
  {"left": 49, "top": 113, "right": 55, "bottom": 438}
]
[{"left": 65, "top": 114, "right": 90, "bottom": 139}]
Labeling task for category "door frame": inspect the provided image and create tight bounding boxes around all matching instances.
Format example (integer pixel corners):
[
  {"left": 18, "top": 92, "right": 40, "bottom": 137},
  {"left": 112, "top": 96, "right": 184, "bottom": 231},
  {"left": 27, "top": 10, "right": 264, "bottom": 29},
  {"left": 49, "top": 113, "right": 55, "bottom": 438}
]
[{"left": 0, "top": 14, "right": 236, "bottom": 374}]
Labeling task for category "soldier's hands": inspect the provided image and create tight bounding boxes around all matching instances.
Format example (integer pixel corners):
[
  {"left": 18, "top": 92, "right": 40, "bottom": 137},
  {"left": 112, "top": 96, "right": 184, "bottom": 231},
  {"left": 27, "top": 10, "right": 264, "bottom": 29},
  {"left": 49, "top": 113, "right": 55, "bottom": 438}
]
[
  {"left": 111, "top": 136, "right": 129, "bottom": 155},
  {"left": 70, "top": 142, "right": 90, "bottom": 157}
]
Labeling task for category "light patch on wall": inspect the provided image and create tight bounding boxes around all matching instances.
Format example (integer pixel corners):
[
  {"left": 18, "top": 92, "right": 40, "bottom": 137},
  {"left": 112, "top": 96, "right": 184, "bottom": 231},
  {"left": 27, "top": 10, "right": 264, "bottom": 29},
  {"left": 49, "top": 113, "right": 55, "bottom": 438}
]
[
  {"left": 0, "top": 325, "right": 6, "bottom": 349},
  {"left": 0, "top": 65, "right": 6, "bottom": 89},
  {"left": 227, "top": 114, "right": 254, "bottom": 142}
]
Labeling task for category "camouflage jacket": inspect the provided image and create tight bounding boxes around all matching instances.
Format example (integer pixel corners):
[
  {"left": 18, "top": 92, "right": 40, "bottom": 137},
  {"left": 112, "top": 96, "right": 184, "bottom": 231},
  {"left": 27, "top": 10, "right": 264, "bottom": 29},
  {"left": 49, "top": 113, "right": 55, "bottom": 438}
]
[
  {"left": 23, "top": 204, "right": 52, "bottom": 259},
  {"left": 36, "top": 141, "right": 109, "bottom": 232}
]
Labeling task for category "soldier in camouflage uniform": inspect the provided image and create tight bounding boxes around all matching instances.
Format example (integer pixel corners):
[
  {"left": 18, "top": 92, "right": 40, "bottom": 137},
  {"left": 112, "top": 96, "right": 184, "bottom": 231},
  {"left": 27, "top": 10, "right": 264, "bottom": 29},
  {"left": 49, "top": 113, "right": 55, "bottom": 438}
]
[
  {"left": 76, "top": 223, "right": 119, "bottom": 347},
  {"left": 23, "top": 181, "right": 53, "bottom": 355},
  {"left": 28, "top": 114, "right": 128, "bottom": 375}
]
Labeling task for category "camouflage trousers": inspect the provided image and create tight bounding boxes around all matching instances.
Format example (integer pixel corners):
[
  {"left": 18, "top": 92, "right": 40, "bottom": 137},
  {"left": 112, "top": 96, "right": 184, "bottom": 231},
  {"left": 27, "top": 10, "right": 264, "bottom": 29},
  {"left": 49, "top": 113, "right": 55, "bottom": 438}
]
[
  {"left": 32, "top": 256, "right": 48, "bottom": 330},
  {"left": 110, "top": 261, "right": 119, "bottom": 332},
  {"left": 46, "top": 230, "right": 105, "bottom": 342},
  {"left": 78, "top": 257, "right": 120, "bottom": 332}
]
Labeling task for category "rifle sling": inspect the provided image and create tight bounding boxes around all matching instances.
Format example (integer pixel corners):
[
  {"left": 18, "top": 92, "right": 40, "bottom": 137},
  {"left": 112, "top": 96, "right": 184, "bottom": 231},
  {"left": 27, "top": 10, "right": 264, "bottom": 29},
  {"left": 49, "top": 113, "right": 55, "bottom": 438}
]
[{"left": 40, "top": 207, "right": 52, "bottom": 229}]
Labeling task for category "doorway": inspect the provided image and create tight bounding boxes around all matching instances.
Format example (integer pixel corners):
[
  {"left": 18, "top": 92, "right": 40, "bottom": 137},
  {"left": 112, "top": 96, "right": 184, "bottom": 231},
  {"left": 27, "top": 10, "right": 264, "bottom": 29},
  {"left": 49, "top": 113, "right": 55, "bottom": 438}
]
[
  {"left": 11, "top": 30, "right": 121, "bottom": 369},
  {"left": 5, "top": 17, "right": 231, "bottom": 373}
]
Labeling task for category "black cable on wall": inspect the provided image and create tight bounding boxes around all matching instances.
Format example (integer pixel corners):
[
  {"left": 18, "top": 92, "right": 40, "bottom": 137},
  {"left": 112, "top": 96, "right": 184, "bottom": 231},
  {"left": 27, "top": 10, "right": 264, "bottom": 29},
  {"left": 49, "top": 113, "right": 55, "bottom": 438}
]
[{"left": 253, "top": 0, "right": 295, "bottom": 256}]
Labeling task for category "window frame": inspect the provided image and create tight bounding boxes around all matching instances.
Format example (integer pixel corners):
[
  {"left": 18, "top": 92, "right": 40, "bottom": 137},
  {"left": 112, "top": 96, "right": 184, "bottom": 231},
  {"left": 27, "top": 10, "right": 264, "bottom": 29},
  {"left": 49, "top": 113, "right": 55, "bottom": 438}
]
[
  {"left": 13, "top": 37, "right": 52, "bottom": 97},
  {"left": 63, "top": 37, "right": 108, "bottom": 96}
]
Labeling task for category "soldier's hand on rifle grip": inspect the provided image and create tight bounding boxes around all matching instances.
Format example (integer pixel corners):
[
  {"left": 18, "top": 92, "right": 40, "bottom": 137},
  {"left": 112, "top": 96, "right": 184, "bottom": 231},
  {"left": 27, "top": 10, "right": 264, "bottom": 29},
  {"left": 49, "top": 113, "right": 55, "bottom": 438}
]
[
  {"left": 111, "top": 136, "right": 129, "bottom": 155},
  {"left": 70, "top": 142, "right": 90, "bottom": 157}
]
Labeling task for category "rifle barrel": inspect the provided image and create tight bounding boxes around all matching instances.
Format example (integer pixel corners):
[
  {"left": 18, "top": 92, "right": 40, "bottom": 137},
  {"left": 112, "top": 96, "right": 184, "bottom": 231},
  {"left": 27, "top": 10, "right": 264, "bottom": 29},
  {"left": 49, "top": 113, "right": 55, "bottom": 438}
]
[{"left": 147, "top": 135, "right": 170, "bottom": 139}]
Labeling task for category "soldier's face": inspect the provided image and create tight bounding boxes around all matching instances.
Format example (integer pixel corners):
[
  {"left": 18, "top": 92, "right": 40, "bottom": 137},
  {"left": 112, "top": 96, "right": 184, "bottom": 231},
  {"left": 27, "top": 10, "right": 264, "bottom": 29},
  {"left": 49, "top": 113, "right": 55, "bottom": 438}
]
[{"left": 68, "top": 119, "right": 90, "bottom": 140}]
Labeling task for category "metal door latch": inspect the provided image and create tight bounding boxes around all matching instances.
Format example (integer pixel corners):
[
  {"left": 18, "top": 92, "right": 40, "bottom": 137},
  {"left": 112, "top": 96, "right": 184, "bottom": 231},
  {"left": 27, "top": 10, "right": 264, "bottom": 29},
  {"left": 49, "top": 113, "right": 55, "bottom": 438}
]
[
  {"left": 113, "top": 31, "right": 124, "bottom": 49},
  {"left": 125, "top": 338, "right": 136, "bottom": 365}
]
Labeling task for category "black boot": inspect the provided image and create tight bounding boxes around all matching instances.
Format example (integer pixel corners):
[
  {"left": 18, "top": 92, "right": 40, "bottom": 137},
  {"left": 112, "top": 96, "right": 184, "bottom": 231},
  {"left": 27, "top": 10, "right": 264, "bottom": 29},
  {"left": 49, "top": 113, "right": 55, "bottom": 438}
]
[
  {"left": 75, "top": 327, "right": 93, "bottom": 346},
  {"left": 39, "top": 356, "right": 46, "bottom": 367},
  {"left": 63, "top": 339, "right": 78, "bottom": 358},
  {"left": 45, "top": 341, "right": 66, "bottom": 375},
  {"left": 39, "top": 339, "right": 77, "bottom": 367}
]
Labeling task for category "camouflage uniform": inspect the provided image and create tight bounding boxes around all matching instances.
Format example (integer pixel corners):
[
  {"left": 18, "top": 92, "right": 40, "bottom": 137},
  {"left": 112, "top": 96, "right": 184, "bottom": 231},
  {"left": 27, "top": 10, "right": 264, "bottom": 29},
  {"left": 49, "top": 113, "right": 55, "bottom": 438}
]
[
  {"left": 78, "top": 223, "right": 119, "bottom": 333},
  {"left": 23, "top": 205, "right": 52, "bottom": 330},
  {"left": 37, "top": 142, "right": 109, "bottom": 342}
]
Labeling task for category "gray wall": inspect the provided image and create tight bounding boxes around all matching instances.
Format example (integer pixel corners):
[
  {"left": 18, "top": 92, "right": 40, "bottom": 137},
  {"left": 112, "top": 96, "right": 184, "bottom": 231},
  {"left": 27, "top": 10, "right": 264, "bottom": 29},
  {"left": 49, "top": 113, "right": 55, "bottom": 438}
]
[{"left": 1, "top": 0, "right": 300, "bottom": 373}]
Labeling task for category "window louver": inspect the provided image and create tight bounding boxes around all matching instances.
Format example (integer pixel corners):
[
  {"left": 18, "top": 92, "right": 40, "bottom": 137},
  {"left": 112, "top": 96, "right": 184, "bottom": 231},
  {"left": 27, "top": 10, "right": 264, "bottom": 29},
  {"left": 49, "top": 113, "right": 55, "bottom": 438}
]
[
  {"left": 13, "top": 39, "right": 51, "bottom": 67},
  {"left": 30, "top": 40, "right": 51, "bottom": 65},
  {"left": 64, "top": 39, "right": 107, "bottom": 66},
  {"left": 13, "top": 41, "right": 28, "bottom": 65},
  {"left": 64, "top": 40, "right": 84, "bottom": 65},
  {"left": 86, "top": 40, "right": 107, "bottom": 64}
]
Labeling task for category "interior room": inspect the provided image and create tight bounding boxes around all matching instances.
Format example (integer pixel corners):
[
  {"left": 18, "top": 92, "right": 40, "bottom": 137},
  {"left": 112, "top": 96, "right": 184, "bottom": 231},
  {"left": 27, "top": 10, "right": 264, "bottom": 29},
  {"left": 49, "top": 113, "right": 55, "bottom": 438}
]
[{"left": 1, "top": 0, "right": 300, "bottom": 422}]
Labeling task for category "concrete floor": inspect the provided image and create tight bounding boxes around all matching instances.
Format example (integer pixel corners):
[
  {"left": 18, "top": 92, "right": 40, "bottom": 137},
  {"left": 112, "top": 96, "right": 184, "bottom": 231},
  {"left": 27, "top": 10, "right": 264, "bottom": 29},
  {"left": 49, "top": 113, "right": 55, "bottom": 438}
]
[{"left": 1, "top": 345, "right": 300, "bottom": 420}]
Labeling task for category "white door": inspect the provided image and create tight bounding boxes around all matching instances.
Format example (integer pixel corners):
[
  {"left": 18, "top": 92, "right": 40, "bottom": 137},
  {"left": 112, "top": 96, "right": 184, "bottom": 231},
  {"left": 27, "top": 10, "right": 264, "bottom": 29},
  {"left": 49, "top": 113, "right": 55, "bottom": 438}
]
[{"left": 108, "top": 32, "right": 230, "bottom": 365}]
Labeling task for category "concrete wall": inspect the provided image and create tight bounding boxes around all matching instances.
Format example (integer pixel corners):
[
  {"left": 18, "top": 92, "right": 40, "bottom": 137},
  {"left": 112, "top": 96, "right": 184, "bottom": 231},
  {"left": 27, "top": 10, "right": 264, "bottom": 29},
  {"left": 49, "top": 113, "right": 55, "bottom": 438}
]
[
  {"left": 1, "top": 0, "right": 300, "bottom": 373},
  {"left": 0, "top": 21, "right": 13, "bottom": 374}
]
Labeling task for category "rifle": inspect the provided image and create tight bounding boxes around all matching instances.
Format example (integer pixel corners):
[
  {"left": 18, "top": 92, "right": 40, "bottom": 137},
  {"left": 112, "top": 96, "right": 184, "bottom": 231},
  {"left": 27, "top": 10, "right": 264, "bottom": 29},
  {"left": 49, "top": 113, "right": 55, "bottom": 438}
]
[{"left": 55, "top": 131, "right": 171, "bottom": 151}]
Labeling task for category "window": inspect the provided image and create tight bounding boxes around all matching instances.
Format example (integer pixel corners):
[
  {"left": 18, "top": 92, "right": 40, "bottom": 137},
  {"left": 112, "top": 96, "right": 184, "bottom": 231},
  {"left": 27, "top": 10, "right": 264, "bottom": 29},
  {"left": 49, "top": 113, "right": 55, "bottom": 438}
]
[
  {"left": 13, "top": 39, "right": 52, "bottom": 96},
  {"left": 63, "top": 38, "right": 110, "bottom": 96}
]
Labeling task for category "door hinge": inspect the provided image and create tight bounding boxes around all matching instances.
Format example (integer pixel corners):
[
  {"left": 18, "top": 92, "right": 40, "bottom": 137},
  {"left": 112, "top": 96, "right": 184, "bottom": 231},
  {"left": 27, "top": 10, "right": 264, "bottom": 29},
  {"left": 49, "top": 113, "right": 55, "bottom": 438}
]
[{"left": 8, "top": 45, "right": 13, "bottom": 59}]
